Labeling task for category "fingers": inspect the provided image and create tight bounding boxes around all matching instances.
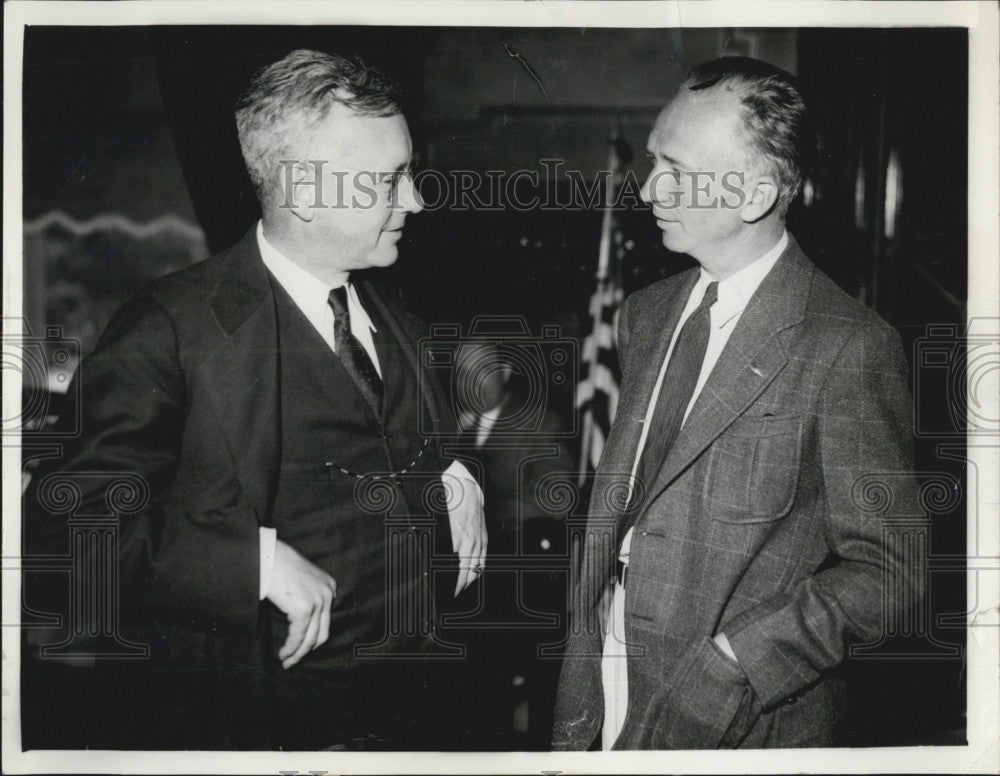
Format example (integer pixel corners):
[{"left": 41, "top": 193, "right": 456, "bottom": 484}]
[
  {"left": 453, "top": 544, "right": 486, "bottom": 597},
  {"left": 270, "top": 541, "right": 337, "bottom": 669},
  {"left": 285, "top": 574, "right": 337, "bottom": 668},
  {"left": 281, "top": 589, "right": 330, "bottom": 669},
  {"left": 278, "top": 610, "right": 308, "bottom": 664},
  {"left": 284, "top": 603, "right": 322, "bottom": 669},
  {"left": 317, "top": 578, "right": 334, "bottom": 647},
  {"left": 453, "top": 491, "right": 488, "bottom": 597},
  {"left": 453, "top": 530, "right": 476, "bottom": 597},
  {"left": 318, "top": 601, "right": 331, "bottom": 649},
  {"left": 454, "top": 563, "right": 471, "bottom": 598},
  {"left": 454, "top": 535, "right": 472, "bottom": 595},
  {"left": 473, "top": 506, "right": 487, "bottom": 577}
]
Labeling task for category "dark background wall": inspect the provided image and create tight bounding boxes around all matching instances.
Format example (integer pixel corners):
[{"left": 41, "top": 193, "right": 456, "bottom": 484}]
[
  {"left": 22, "top": 26, "right": 797, "bottom": 349},
  {"left": 21, "top": 25, "right": 968, "bottom": 746}
]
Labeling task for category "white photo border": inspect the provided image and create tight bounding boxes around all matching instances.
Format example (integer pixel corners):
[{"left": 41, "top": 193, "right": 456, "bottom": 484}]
[{"left": 3, "top": 2, "right": 997, "bottom": 774}]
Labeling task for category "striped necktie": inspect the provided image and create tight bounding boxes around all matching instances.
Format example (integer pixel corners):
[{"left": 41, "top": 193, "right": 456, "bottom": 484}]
[
  {"left": 327, "top": 286, "right": 384, "bottom": 416},
  {"left": 622, "top": 280, "right": 719, "bottom": 537}
]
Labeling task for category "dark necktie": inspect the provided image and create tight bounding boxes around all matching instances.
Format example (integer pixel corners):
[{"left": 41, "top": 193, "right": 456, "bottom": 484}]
[
  {"left": 622, "top": 280, "right": 719, "bottom": 537},
  {"left": 327, "top": 285, "right": 383, "bottom": 416}
]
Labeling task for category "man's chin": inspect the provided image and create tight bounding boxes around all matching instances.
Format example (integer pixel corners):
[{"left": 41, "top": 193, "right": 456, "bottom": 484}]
[
  {"left": 660, "top": 231, "right": 685, "bottom": 253},
  {"left": 365, "top": 244, "right": 400, "bottom": 268}
]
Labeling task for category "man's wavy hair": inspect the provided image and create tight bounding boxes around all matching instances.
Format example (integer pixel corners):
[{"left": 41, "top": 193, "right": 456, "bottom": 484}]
[
  {"left": 682, "top": 56, "right": 812, "bottom": 216},
  {"left": 235, "top": 49, "right": 400, "bottom": 206}
]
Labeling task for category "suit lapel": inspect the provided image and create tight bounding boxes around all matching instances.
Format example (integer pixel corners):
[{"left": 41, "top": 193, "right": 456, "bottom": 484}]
[
  {"left": 354, "top": 279, "right": 456, "bottom": 436},
  {"left": 592, "top": 270, "right": 698, "bottom": 523},
  {"left": 644, "top": 237, "right": 814, "bottom": 505},
  {"left": 202, "top": 227, "right": 280, "bottom": 523}
]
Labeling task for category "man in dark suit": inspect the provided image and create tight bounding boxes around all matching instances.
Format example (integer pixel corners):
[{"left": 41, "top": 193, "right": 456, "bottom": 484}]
[
  {"left": 552, "top": 57, "right": 921, "bottom": 750},
  {"left": 23, "top": 49, "right": 486, "bottom": 750}
]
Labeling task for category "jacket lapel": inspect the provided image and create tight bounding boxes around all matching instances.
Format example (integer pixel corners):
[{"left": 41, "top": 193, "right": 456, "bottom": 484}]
[
  {"left": 202, "top": 227, "right": 280, "bottom": 524},
  {"left": 354, "top": 279, "right": 457, "bottom": 436},
  {"left": 644, "top": 237, "right": 814, "bottom": 505},
  {"left": 592, "top": 269, "right": 698, "bottom": 524}
]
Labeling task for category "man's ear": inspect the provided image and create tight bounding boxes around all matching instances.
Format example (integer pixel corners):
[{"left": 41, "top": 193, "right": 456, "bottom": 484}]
[
  {"left": 283, "top": 162, "right": 319, "bottom": 223},
  {"left": 740, "top": 175, "right": 780, "bottom": 223}
]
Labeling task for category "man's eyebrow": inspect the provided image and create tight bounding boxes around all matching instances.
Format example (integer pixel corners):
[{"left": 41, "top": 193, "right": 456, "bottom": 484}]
[
  {"left": 647, "top": 149, "right": 691, "bottom": 169},
  {"left": 397, "top": 153, "right": 419, "bottom": 173}
]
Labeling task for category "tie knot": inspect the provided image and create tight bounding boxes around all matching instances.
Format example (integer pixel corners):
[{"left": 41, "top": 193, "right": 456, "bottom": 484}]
[
  {"left": 327, "top": 285, "right": 349, "bottom": 320},
  {"left": 701, "top": 281, "right": 719, "bottom": 310}
]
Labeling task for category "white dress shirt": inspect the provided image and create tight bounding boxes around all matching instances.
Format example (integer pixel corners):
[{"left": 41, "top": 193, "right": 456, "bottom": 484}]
[
  {"left": 601, "top": 230, "right": 788, "bottom": 749},
  {"left": 253, "top": 222, "right": 478, "bottom": 600},
  {"left": 257, "top": 221, "right": 381, "bottom": 375}
]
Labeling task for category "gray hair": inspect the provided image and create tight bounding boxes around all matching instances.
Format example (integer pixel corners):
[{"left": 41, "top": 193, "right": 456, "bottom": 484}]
[
  {"left": 682, "top": 56, "right": 810, "bottom": 215},
  {"left": 235, "top": 49, "right": 400, "bottom": 206}
]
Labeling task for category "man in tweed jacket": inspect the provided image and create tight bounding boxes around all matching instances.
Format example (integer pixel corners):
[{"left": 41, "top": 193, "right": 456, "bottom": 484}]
[{"left": 552, "top": 57, "right": 921, "bottom": 749}]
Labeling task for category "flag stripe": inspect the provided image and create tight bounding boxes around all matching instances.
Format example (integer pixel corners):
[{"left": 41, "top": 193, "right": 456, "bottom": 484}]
[{"left": 577, "top": 152, "right": 627, "bottom": 484}]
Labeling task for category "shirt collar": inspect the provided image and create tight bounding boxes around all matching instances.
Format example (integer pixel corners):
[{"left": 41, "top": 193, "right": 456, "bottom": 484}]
[
  {"left": 697, "top": 230, "right": 788, "bottom": 329},
  {"left": 256, "top": 221, "right": 377, "bottom": 333}
]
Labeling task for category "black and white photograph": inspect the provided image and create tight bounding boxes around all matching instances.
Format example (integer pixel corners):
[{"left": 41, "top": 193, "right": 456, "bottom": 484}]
[{"left": 3, "top": 1, "right": 998, "bottom": 773}]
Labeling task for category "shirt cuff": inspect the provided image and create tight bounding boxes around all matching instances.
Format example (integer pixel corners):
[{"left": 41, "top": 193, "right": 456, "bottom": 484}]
[
  {"left": 259, "top": 527, "right": 277, "bottom": 600},
  {"left": 443, "top": 460, "right": 484, "bottom": 510}
]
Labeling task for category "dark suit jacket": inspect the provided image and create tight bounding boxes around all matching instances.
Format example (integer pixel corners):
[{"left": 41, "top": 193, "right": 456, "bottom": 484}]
[
  {"left": 552, "top": 235, "right": 922, "bottom": 749},
  {"left": 23, "top": 227, "right": 458, "bottom": 748}
]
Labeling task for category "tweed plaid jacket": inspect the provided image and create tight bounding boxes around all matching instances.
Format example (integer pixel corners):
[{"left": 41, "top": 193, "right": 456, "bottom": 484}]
[{"left": 552, "top": 235, "right": 921, "bottom": 749}]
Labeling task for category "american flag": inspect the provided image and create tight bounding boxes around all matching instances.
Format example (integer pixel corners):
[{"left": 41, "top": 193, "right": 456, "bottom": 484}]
[
  {"left": 576, "top": 268, "right": 623, "bottom": 481},
  {"left": 577, "top": 134, "right": 630, "bottom": 484}
]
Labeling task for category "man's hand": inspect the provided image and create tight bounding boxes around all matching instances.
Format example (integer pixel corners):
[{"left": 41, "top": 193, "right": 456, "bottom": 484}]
[
  {"left": 266, "top": 540, "right": 337, "bottom": 668},
  {"left": 442, "top": 462, "right": 487, "bottom": 597}
]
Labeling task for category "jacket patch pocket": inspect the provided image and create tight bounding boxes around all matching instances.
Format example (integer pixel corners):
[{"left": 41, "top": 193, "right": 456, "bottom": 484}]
[{"left": 703, "top": 414, "right": 803, "bottom": 523}]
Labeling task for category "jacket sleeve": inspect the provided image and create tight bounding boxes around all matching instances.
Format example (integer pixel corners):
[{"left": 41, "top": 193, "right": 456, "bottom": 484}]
[
  {"left": 23, "top": 293, "right": 262, "bottom": 636},
  {"left": 723, "top": 321, "right": 923, "bottom": 709}
]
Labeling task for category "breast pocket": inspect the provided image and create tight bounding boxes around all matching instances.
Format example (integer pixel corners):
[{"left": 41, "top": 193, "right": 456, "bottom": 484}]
[{"left": 702, "top": 414, "right": 803, "bottom": 523}]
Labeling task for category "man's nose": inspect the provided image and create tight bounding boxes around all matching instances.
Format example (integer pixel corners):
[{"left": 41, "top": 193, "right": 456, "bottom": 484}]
[
  {"left": 639, "top": 172, "right": 653, "bottom": 205},
  {"left": 399, "top": 174, "right": 424, "bottom": 214}
]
